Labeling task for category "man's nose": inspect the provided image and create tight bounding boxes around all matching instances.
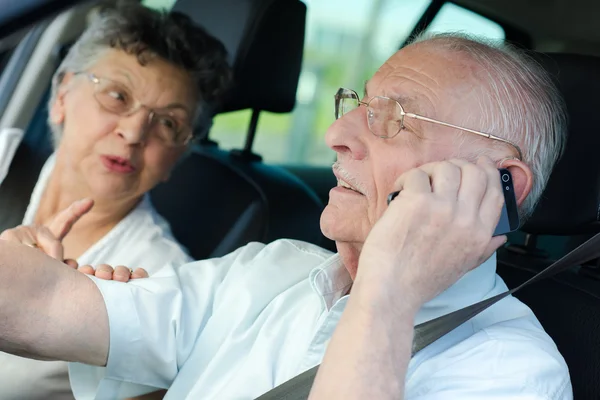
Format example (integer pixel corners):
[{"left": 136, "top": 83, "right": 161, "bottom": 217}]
[
  {"left": 115, "top": 110, "right": 150, "bottom": 145},
  {"left": 325, "top": 107, "right": 369, "bottom": 161}
]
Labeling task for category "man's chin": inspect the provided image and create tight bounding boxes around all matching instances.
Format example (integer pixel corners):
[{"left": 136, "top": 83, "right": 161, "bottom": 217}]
[
  {"left": 319, "top": 204, "right": 337, "bottom": 240},
  {"left": 320, "top": 203, "right": 367, "bottom": 242}
]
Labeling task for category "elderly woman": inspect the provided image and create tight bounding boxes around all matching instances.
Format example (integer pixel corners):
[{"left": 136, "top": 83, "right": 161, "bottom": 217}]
[{"left": 0, "top": 2, "right": 230, "bottom": 399}]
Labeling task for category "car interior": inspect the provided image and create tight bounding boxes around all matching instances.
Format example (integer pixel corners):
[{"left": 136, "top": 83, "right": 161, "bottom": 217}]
[{"left": 0, "top": 0, "right": 599, "bottom": 398}]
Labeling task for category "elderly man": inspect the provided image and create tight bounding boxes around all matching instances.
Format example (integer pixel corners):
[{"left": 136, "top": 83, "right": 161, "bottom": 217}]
[{"left": 0, "top": 33, "right": 569, "bottom": 399}]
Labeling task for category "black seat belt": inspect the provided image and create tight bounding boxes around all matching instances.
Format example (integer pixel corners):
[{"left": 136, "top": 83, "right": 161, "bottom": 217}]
[
  {"left": 255, "top": 231, "right": 600, "bottom": 400},
  {"left": 0, "top": 141, "right": 48, "bottom": 232}
]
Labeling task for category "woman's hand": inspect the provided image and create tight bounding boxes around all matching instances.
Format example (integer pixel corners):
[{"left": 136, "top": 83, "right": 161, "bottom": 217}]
[
  {"left": 67, "top": 261, "right": 149, "bottom": 282},
  {"left": 0, "top": 198, "right": 149, "bottom": 282},
  {"left": 0, "top": 198, "right": 94, "bottom": 260}
]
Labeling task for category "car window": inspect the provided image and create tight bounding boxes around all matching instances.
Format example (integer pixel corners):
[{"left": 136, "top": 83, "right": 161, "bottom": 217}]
[
  {"left": 0, "top": 49, "right": 13, "bottom": 75},
  {"left": 143, "top": 0, "right": 177, "bottom": 9},
  {"left": 0, "top": 31, "right": 25, "bottom": 78},
  {"left": 0, "top": 29, "right": 32, "bottom": 122},
  {"left": 426, "top": 3, "right": 505, "bottom": 40}
]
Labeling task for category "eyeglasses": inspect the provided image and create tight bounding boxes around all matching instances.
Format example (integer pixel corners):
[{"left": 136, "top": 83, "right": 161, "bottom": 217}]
[
  {"left": 334, "top": 88, "right": 523, "bottom": 160},
  {"left": 79, "top": 73, "right": 193, "bottom": 147}
]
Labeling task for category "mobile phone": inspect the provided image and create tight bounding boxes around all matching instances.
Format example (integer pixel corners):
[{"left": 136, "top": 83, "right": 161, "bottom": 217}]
[
  {"left": 386, "top": 168, "right": 520, "bottom": 236},
  {"left": 494, "top": 168, "right": 520, "bottom": 236}
]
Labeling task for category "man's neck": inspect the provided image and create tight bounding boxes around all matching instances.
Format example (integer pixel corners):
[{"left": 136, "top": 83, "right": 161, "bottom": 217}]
[{"left": 336, "top": 241, "right": 362, "bottom": 280}]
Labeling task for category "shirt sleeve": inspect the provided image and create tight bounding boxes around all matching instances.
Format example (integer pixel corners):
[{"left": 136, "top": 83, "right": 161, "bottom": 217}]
[{"left": 68, "top": 248, "right": 243, "bottom": 399}]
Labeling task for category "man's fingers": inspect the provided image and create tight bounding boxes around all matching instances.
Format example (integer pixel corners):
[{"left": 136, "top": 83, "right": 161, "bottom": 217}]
[
  {"left": 484, "top": 235, "right": 507, "bottom": 259},
  {"left": 479, "top": 157, "right": 506, "bottom": 233},
  {"left": 456, "top": 162, "right": 488, "bottom": 211},
  {"left": 48, "top": 198, "right": 94, "bottom": 241},
  {"left": 390, "top": 160, "right": 471, "bottom": 205},
  {"left": 429, "top": 162, "right": 461, "bottom": 197},
  {"left": 113, "top": 266, "right": 132, "bottom": 282},
  {"left": 131, "top": 268, "right": 149, "bottom": 279},
  {"left": 395, "top": 160, "right": 472, "bottom": 198},
  {"left": 393, "top": 168, "right": 432, "bottom": 196},
  {"left": 94, "top": 264, "right": 114, "bottom": 280}
]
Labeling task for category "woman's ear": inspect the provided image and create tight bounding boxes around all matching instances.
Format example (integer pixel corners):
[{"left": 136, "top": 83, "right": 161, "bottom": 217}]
[
  {"left": 49, "top": 73, "right": 75, "bottom": 125},
  {"left": 499, "top": 158, "right": 533, "bottom": 208}
]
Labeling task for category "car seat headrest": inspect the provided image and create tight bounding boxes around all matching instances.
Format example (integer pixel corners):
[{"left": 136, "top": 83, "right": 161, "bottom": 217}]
[
  {"left": 522, "top": 53, "right": 600, "bottom": 235},
  {"left": 173, "top": 0, "right": 306, "bottom": 115}
]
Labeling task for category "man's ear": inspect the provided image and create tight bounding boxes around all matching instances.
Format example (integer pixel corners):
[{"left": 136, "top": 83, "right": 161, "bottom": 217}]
[
  {"left": 499, "top": 158, "right": 533, "bottom": 208},
  {"left": 49, "top": 72, "right": 75, "bottom": 125}
]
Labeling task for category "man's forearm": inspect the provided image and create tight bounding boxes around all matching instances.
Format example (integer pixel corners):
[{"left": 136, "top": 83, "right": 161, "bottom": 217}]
[
  {"left": 309, "top": 278, "right": 418, "bottom": 400},
  {"left": 0, "top": 240, "right": 109, "bottom": 366}
]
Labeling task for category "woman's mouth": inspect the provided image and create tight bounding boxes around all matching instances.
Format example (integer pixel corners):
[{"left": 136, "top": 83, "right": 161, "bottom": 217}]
[{"left": 100, "top": 155, "right": 136, "bottom": 174}]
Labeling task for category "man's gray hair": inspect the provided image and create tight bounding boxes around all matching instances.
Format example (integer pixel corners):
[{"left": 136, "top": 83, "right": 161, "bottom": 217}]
[
  {"left": 48, "top": 0, "right": 231, "bottom": 146},
  {"left": 408, "top": 32, "right": 567, "bottom": 220}
]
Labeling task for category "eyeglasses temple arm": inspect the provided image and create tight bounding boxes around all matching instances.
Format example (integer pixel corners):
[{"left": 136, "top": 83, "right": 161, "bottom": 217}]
[{"left": 406, "top": 113, "right": 523, "bottom": 160}]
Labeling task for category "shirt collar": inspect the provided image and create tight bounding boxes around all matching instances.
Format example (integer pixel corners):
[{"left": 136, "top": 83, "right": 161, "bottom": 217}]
[
  {"left": 415, "top": 252, "right": 498, "bottom": 325},
  {"left": 308, "top": 251, "right": 498, "bottom": 322},
  {"left": 308, "top": 253, "right": 351, "bottom": 310}
]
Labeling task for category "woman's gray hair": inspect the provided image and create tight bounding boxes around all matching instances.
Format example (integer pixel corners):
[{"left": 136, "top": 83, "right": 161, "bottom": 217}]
[
  {"left": 48, "top": 0, "right": 231, "bottom": 146},
  {"left": 408, "top": 32, "right": 568, "bottom": 221}
]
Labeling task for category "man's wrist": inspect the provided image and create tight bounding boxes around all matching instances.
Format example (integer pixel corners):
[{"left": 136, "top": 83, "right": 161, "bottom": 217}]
[
  {"left": 351, "top": 268, "right": 422, "bottom": 323},
  {"left": 354, "top": 252, "right": 426, "bottom": 316}
]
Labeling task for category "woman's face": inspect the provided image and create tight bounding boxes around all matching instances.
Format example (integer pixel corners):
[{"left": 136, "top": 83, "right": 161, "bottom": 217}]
[{"left": 50, "top": 49, "right": 197, "bottom": 203}]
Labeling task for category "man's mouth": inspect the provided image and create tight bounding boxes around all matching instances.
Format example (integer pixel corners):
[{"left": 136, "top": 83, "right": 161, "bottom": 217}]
[{"left": 338, "top": 179, "right": 363, "bottom": 194}]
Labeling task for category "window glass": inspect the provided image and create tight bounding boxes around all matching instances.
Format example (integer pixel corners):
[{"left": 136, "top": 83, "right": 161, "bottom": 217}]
[
  {"left": 0, "top": 30, "right": 26, "bottom": 78},
  {"left": 142, "top": 0, "right": 177, "bottom": 10},
  {"left": 0, "top": 29, "right": 29, "bottom": 117},
  {"left": 426, "top": 3, "right": 505, "bottom": 40},
  {"left": 0, "top": 49, "right": 14, "bottom": 75}
]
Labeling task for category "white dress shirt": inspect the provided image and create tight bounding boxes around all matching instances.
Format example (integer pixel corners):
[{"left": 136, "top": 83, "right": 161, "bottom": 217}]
[
  {"left": 68, "top": 239, "right": 571, "bottom": 399},
  {"left": 0, "top": 153, "right": 193, "bottom": 400}
]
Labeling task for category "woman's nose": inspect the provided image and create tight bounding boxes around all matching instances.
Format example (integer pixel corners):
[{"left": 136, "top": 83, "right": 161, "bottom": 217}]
[{"left": 116, "top": 109, "right": 151, "bottom": 145}]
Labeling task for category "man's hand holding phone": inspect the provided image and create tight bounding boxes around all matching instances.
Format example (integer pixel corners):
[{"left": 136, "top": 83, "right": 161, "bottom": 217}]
[{"left": 354, "top": 157, "right": 510, "bottom": 312}]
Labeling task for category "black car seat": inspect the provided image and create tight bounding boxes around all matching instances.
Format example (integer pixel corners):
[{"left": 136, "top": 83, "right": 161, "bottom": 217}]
[
  {"left": 496, "top": 53, "right": 600, "bottom": 399},
  {"left": 149, "top": 0, "right": 327, "bottom": 260}
]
